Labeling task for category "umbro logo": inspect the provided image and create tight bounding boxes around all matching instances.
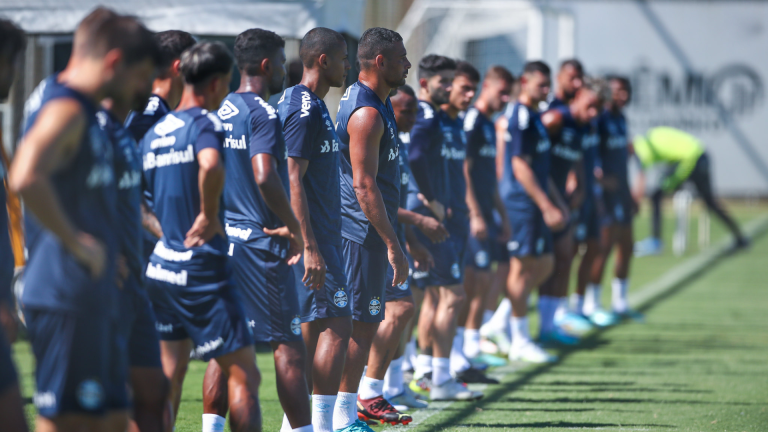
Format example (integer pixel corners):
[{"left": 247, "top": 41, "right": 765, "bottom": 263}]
[{"left": 218, "top": 100, "right": 239, "bottom": 120}]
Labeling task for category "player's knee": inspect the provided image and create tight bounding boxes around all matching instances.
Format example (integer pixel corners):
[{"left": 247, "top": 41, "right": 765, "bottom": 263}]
[{"left": 442, "top": 286, "right": 466, "bottom": 309}]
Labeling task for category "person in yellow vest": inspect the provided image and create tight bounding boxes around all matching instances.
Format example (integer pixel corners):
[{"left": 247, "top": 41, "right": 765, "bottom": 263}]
[{"left": 632, "top": 126, "right": 747, "bottom": 255}]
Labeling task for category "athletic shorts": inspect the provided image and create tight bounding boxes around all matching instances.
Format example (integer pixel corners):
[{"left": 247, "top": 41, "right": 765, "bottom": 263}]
[
  {"left": 447, "top": 212, "right": 469, "bottom": 275},
  {"left": 146, "top": 256, "right": 253, "bottom": 360},
  {"left": 0, "top": 331, "right": 18, "bottom": 394},
  {"left": 385, "top": 256, "right": 413, "bottom": 302},
  {"left": 294, "top": 243, "right": 352, "bottom": 322},
  {"left": 121, "top": 275, "right": 162, "bottom": 368},
  {"left": 411, "top": 220, "right": 464, "bottom": 289},
  {"left": 602, "top": 188, "right": 633, "bottom": 226},
  {"left": 465, "top": 215, "right": 507, "bottom": 270},
  {"left": 230, "top": 242, "right": 303, "bottom": 343},
  {"left": 573, "top": 201, "right": 600, "bottom": 243},
  {"left": 343, "top": 238, "right": 388, "bottom": 323},
  {"left": 25, "top": 308, "right": 122, "bottom": 417},
  {"left": 506, "top": 210, "right": 553, "bottom": 258}
]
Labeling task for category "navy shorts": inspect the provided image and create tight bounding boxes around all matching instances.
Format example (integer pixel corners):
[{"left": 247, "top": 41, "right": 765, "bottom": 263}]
[
  {"left": 506, "top": 210, "right": 553, "bottom": 258},
  {"left": 25, "top": 308, "right": 120, "bottom": 417},
  {"left": 343, "top": 238, "right": 388, "bottom": 323},
  {"left": 411, "top": 215, "right": 464, "bottom": 289},
  {"left": 294, "top": 243, "right": 352, "bottom": 322},
  {"left": 146, "top": 256, "right": 253, "bottom": 361},
  {"left": 0, "top": 331, "right": 18, "bottom": 394},
  {"left": 465, "top": 215, "right": 506, "bottom": 270},
  {"left": 573, "top": 201, "right": 600, "bottom": 243},
  {"left": 447, "top": 213, "right": 469, "bottom": 275},
  {"left": 121, "top": 276, "right": 162, "bottom": 368},
  {"left": 602, "top": 189, "right": 633, "bottom": 226},
  {"left": 230, "top": 242, "right": 303, "bottom": 343},
  {"left": 385, "top": 258, "right": 413, "bottom": 302}
]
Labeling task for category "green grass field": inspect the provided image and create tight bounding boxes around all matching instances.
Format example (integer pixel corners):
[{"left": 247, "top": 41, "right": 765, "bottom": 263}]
[{"left": 12, "top": 200, "right": 768, "bottom": 431}]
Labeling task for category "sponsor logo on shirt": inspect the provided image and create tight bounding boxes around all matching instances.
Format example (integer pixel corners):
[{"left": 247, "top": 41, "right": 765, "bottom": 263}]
[
  {"left": 388, "top": 144, "right": 399, "bottom": 161},
  {"left": 34, "top": 391, "right": 56, "bottom": 409},
  {"left": 195, "top": 337, "right": 224, "bottom": 357},
  {"left": 85, "top": 162, "right": 114, "bottom": 189},
  {"left": 255, "top": 96, "right": 277, "bottom": 120},
  {"left": 536, "top": 139, "right": 551, "bottom": 153},
  {"left": 146, "top": 262, "right": 188, "bottom": 286},
  {"left": 118, "top": 169, "right": 141, "bottom": 190},
  {"left": 153, "top": 241, "right": 193, "bottom": 262},
  {"left": 218, "top": 100, "right": 240, "bottom": 120},
  {"left": 441, "top": 144, "right": 466, "bottom": 160},
  {"left": 300, "top": 91, "right": 312, "bottom": 118},
  {"left": 479, "top": 144, "right": 496, "bottom": 157},
  {"left": 150, "top": 135, "right": 176, "bottom": 149},
  {"left": 225, "top": 223, "right": 253, "bottom": 241},
  {"left": 412, "top": 269, "right": 429, "bottom": 280},
  {"left": 552, "top": 144, "right": 581, "bottom": 161},
  {"left": 153, "top": 114, "right": 185, "bottom": 136},
  {"left": 224, "top": 134, "right": 247, "bottom": 149},
  {"left": 155, "top": 323, "right": 174, "bottom": 333},
  {"left": 320, "top": 139, "right": 339, "bottom": 153},
  {"left": 143, "top": 145, "right": 195, "bottom": 170}
]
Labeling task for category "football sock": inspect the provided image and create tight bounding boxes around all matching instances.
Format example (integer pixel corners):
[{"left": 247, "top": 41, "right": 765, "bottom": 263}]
[
  {"left": 312, "top": 394, "right": 336, "bottom": 432},
  {"left": 332, "top": 392, "right": 358, "bottom": 431}
]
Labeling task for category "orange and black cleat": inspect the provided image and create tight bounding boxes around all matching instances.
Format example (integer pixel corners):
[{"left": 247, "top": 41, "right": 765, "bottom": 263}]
[{"left": 357, "top": 395, "right": 413, "bottom": 426}]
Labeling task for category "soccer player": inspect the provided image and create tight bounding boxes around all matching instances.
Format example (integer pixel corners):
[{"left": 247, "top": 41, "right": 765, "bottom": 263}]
[
  {"left": 546, "top": 59, "right": 583, "bottom": 109},
  {"left": 278, "top": 27, "right": 351, "bottom": 432},
  {"left": 538, "top": 81, "right": 601, "bottom": 345},
  {"left": 202, "top": 29, "right": 311, "bottom": 432},
  {"left": 462, "top": 66, "right": 514, "bottom": 363},
  {"left": 0, "top": 17, "right": 26, "bottom": 432},
  {"left": 12, "top": 9, "right": 157, "bottom": 432},
  {"left": 584, "top": 76, "right": 637, "bottom": 322},
  {"left": 141, "top": 42, "right": 262, "bottom": 432},
  {"left": 334, "top": 27, "right": 410, "bottom": 432},
  {"left": 501, "top": 60, "right": 567, "bottom": 363},
  {"left": 633, "top": 126, "right": 748, "bottom": 254},
  {"left": 125, "top": 30, "right": 196, "bottom": 141}
]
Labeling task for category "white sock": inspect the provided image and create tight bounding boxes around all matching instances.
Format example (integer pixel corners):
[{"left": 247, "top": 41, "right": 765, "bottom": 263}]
[
  {"left": 482, "top": 310, "right": 494, "bottom": 325},
  {"left": 482, "top": 298, "right": 512, "bottom": 336},
  {"left": 414, "top": 354, "right": 433, "bottom": 379},
  {"left": 202, "top": 414, "right": 226, "bottom": 432},
  {"left": 510, "top": 316, "right": 530, "bottom": 346},
  {"left": 432, "top": 357, "right": 452, "bottom": 386},
  {"left": 583, "top": 283, "right": 602, "bottom": 315},
  {"left": 357, "top": 366, "right": 367, "bottom": 391},
  {"left": 450, "top": 328, "right": 471, "bottom": 374},
  {"left": 612, "top": 278, "right": 629, "bottom": 313},
  {"left": 332, "top": 392, "right": 358, "bottom": 431},
  {"left": 281, "top": 414, "right": 292, "bottom": 432},
  {"left": 293, "top": 426, "right": 314, "bottom": 432},
  {"left": 358, "top": 376, "right": 384, "bottom": 400},
  {"left": 403, "top": 339, "right": 416, "bottom": 371},
  {"left": 311, "top": 394, "right": 336, "bottom": 432},
  {"left": 384, "top": 357, "right": 404, "bottom": 398},
  {"left": 463, "top": 329, "right": 481, "bottom": 359},
  {"left": 553, "top": 297, "right": 568, "bottom": 323},
  {"left": 570, "top": 294, "right": 584, "bottom": 315},
  {"left": 538, "top": 295, "right": 557, "bottom": 335}
]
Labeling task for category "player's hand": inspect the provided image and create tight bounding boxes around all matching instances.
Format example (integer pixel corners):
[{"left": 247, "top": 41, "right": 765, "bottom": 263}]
[
  {"left": 263, "top": 226, "right": 304, "bottom": 265},
  {"left": 570, "top": 190, "right": 584, "bottom": 210},
  {"left": 470, "top": 214, "right": 488, "bottom": 240},
  {"left": 185, "top": 213, "right": 225, "bottom": 249},
  {"left": 388, "top": 245, "right": 409, "bottom": 287},
  {"left": 417, "top": 215, "right": 449, "bottom": 243},
  {"left": 408, "top": 242, "right": 434, "bottom": 272},
  {"left": 302, "top": 244, "right": 326, "bottom": 290},
  {"left": 542, "top": 205, "right": 567, "bottom": 231},
  {"left": 499, "top": 217, "right": 512, "bottom": 243},
  {"left": 0, "top": 302, "right": 17, "bottom": 343},
  {"left": 116, "top": 254, "right": 129, "bottom": 289},
  {"left": 425, "top": 197, "right": 446, "bottom": 222},
  {"left": 69, "top": 231, "right": 107, "bottom": 279}
]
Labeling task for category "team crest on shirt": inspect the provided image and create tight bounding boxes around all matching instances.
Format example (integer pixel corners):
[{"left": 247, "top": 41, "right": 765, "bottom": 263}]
[
  {"left": 334, "top": 289, "right": 349, "bottom": 308},
  {"left": 536, "top": 238, "right": 545, "bottom": 254},
  {"left": 451, "top": 262, "right": 461, "bottom": 279},
  {"left": 369, "top": 297, "right": 382, "bottom": 315},
  {"left": 475, "top": 250, "right": 489, "bottom": 268},
  {"left": 291, "top": 316, "right": 302, "bottom": 335},
  {"left": 77, "top": 379, "right": 104, "bottom": 410}
]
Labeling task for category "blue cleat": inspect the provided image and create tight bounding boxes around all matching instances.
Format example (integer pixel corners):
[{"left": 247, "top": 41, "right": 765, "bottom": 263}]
[
  {"left": 588, "top": 308, "right": 620, "bottom": 327},
  {"left": 615, "top": 308, "right": 645, "bottom": 322},
  {"left": 473, "top": 353, "right": 507, "bottom": 367},
  {"left": 539, "top": 328, "right": 580, "bottom": 347},
  {"left": 555, "top": 311, "right": 595, "bottom": 336},
  {"left": 334, "top": 419, "right": 376, "bottom": 432},
  {"left": 634, "top": 237, "right": 663, "bottom": 257}
]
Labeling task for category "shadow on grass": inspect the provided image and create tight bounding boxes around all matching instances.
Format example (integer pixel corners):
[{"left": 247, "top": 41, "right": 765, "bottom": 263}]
[{"left": 453, "top": 421, "right": 675, "bottom": 429}]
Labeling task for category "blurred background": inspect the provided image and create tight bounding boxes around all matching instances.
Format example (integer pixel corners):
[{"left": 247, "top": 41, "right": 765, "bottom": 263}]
[{"left": 1, "top": 0, "right": 767, "bottom": 197}]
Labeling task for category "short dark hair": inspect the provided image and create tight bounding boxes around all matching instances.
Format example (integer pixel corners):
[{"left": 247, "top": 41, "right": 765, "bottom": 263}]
[
  {"left": 0, "top": 19, "right": 26, "bottom": 62},
  {"left": 234, "top": 28, "right": 285, "bottom": 76},
  {"left": 485, "top": 65, "right": 514, "bottom": 84},
  {"left": 180, "top": 41, "right": 234, "bottom": 85},
  {"left": 559, "top": 58, "right": 584, "bottom": 75},
  {"left": 299, "top": 27, "right": 345, "bottom": 68},
  {"left": 418, "top": 54, "right": 456, "bottom": 80},
  {"left": 74, "top": 7, "right": 161, "bottom": 67},
  {"left": 607, "top": 74, "right": 632, "bottom": 96},
  {"left": 155, "top": 30, "right": 196, "bottom": 70},
  {"left": 395, "top": 84, "right": 416, "bottom": 99},
  {"left": 455, "top": 61, "right": 480, "bottom": 83},
  {"left": 357, "top": 27, "right": 403, "bottom": 68},
  {"left": 523, "top": 60, "right": 551, "bottom": 77}
]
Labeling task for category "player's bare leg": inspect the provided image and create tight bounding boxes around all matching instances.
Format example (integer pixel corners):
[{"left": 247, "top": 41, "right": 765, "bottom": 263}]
[
  {"left": 159, "top": 340, "right": 193, "bottom": 422},
  {"left": 129, "top": 367, "right": 172, "bottom": 432},
  {"left": 538, "top": 232, "right": 579, "bottom": 345},
  {"left": 507, "top": 255, "right": 557, "bottom": 363},
  {"left": 0, "top": 384, "right": 27, "bottom": 432}
]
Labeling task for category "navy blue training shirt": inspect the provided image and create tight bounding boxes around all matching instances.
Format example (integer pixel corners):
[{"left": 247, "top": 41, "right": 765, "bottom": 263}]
[
  {"left": 21, "top": 76, "right": 118, "bottom": 313},
  {"left": 396, "top": 132, "right": 417, "bottom": 248},
  {"left": 141, "top": 107, "right": 228, "bottom": 263},
  {"left": 335, "top": 81, "right": 400, "bottom": 251},
  {"left": 125, "top": 94, "right": 172, "bottom": 143},
  {"left": 440, "top": 111, "right": 467, "bottom": 217},
  {"left": 0, "top": 158, "right": 14, "bottom": 305},
  {"left": 499, "top": 102, "right": 551, "bottom": 215},
  {"left": 598, "top": 109, "right": 629, "bottom": 189},
  {"left": 277, "top": 85, "right": 341, "bottom": 247},
  {"left": 218, "top": 92, "right": 290, "bottom": 258},
  {"left": 548, "top": 105, "right": 583, "bottom": 196},
  {"left": 408, "top": 101, "right": 449, "bottom": 208},
  {"left": 463, "top": 106, "right": 498, "bottom": 218},
  {"left": 581, "top": 118, "right": 600, "bottom": 203},
  {"left": 98, "top": 109, "right": 144, "bottom": 283}
]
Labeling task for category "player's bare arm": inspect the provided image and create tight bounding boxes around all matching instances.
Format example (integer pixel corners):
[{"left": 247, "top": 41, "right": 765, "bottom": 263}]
[
  {"left": 404, "top": 224, "right": 433, "bottom": 271},
  {"left": 141, "top": 200, "right": 163, "bottom": 238},
  {"left": 464, "top": 155, "right": 487, "bottom": 240},
  {"left": 253, "top": 152, "right": 304, "bottom": 265},
  {"left": 511, "top": 154, "right": 565, "bottom": 231},
  {"left": 397, "top": 207, "right": 448, "bottom": 243},
  {"left": 288, "top": 156, "right": 326, "bottom": 289},
  {"left": 348, "top": 106, "right": 408, "bottom": 286},
  {"left": 185, "top": 147, "right": 226, "bottom": 248},
  {"left": 9, "top": 99, "right": 106, "bottom": 278}
]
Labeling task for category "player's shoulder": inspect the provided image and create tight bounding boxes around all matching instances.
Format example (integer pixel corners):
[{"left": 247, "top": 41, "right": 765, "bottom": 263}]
[
  {"left": 279, "top": 85, "right": 323, "bottom": 118},
  {"left": 463, "top": 106, "right": 482, "bottom": 132},
  {"left": 417, "top": 100, "right": 438, "bottom": 123},
  {"left": 508, "top": 102, "right": 532, "bottom": 130},
  {"left": 142, "top": 95, "right": 167, "bottom": 117}
]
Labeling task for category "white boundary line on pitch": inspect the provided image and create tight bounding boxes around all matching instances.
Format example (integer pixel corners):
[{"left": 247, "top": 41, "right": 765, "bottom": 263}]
[{"left": 383, "top": 213, "right": 768, "bottom": 432}]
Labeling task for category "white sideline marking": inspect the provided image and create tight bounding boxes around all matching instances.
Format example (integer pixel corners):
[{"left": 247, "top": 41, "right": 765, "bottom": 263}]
[{"left": 383, "top": 214, "right": 768, "bottom": 431}]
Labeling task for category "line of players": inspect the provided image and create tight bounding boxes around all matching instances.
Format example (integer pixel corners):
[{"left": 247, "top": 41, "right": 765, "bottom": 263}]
[{"left": 0, "top": 10, "right": 638, "bottom": 432}]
